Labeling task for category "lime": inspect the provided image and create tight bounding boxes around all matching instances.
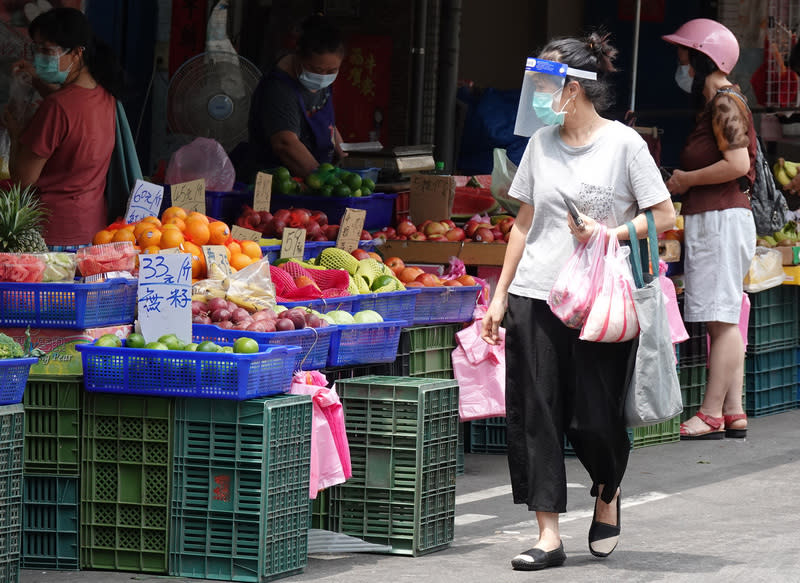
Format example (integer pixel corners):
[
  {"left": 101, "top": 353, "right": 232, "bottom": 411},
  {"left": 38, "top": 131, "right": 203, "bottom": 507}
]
[
  {"left": 362, "top": 178, "right": 376, "bottom": 192},
  {"left": 370, "top": 274, "right": 397, "bottom": 291},
  {"left": 344, "top": 173, "right": 362, "bottom": 190},
  {"left": 233, "top": 337, "right": 260, "bottom": 354},
  {"left": 126, "top": 333, "right": 146, "bottom": 349},
  {"left": 144, "top": 341, "right": 169, "bottom": 350},
  {"left": 320, "top": 184, "right": 334, "bottom": 197},
  {"left": 158, "top": 334, "right": 184, "bottom": 350},
  {"left": 196, "top": 341, "right": 220, "bottom": 353},
  {"left": 220, "top": 346, "right": 234, "bottom": 354},
  {"left": 96, "top": 334, "right": 121, "bottom": 348},
  {"left": 306, "top": 173, "right": 325, "bottom": 191},
  {"left": 333, "top": 184, "right": 352, "bottom": 198},
  {"left": 351, "top": 188, "right": 362, "bottom": 198},
  {"left": 274, "top": 167, "right": 291, "bottom": 181},
  {"left": 278, "top": 179, "right": 294, "bottom": 195},
  {"left": 326, "top": 174, "right": 342, "bottom": 186},
  {"left": 319, "top": 162, "right": 336, "bottom": 173},
  {"left": 183, "top": 343, "right": 199, "bottom": 351}
]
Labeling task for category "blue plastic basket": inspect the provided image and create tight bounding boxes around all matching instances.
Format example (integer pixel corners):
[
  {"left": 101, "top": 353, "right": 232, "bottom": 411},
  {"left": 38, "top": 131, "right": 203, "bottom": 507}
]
[
  {"left": 76, "top": 340, "right": 300, "bottom": 400},
  {"left": 263, "top": 240, "right": 379, "bottom": 263},
  {"left": 0, "top": 278, "right": 138, "bottom": 328},
  {"left": 270, "top": 192, "right": 398, "bottom": 231},
  {"left": 159, "top": 182, "right": 253, "bottom": 225},
  {"left": 327, "top": 320, "right": 407, "bottom": 367},
  {"left": 354, "top": 289, "right": 420, "bottom": 321},
  {"left": 192, "top": 323, "right": 336, "bottom": 370},
  {"left": 413, "top": 285, "right": 481, "bottom": 324},
  {"left": 0, "top": 357, "right": 37, "bottom": 405},
  {"left": 278, "top": 295, "right": 360, "bottom": 314},
  {"left": 349, "top": 167, "right": 380, "bottom": 183}
]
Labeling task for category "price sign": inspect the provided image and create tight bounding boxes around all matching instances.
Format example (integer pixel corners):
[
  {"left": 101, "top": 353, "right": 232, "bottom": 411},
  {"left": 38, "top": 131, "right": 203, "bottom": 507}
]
[
  {"left": 125, "top": 180, "right": 164, "bottom": 223},
  {"left": 280, "top": 228, "right": 306, "bottom": 259},
  {"left": 231, "top": 225, "right": 262, "bottom": 242},
  {"left": 137, "top": 253, "right": 193, "bottom": 344},
  {"left": 335, "top": 208, "right": 366, "bottom": 252},
  {"left": 253, "top": 172, "right": 272, "bottom": 212},
  {"left": 169, "top": 179, "right": 206, "bottom": 214},
  {"left": 158, "top": 247, "right": 181, "bottom": 255},
  {"left": 202, "top": 245, "right": 232, "bottom": 278}
]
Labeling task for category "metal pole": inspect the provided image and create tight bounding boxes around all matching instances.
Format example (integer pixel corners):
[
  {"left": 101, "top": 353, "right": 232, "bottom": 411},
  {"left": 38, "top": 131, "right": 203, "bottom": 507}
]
[
  {"left": 434, "top": 0, "right": 461, "bottom": 171},
  {"left": 408, "top": 0, "right": 428, "bottom": 144},
  {"left": 629, "top": 0, "right": 642, "bottom": 112}
]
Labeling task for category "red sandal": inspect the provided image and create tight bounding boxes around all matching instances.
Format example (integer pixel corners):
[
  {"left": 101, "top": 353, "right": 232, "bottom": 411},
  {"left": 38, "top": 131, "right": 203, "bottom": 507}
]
[
  {"left": 680, "top": 411, "right": 725, "bottom": 440},
  {"left": 723, "top": 413, "right": 747, "bottom": 439}
]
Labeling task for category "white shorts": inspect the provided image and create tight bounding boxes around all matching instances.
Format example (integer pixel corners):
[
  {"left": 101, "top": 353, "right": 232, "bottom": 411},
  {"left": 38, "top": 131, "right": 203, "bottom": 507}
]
[{"left": 683, "top": 208, "right": 756, "bottom": 324}]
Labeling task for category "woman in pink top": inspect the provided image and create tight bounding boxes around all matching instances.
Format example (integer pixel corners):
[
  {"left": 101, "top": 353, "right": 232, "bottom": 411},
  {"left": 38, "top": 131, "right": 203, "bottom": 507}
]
[{"left": 3, "top": 7, "right": 122, "bottom": 249}]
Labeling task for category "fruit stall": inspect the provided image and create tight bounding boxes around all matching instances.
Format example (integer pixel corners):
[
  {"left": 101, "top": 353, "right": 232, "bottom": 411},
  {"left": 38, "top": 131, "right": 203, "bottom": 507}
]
[{"left": 0, "top": 161, "right": 796, "bottom": 583}]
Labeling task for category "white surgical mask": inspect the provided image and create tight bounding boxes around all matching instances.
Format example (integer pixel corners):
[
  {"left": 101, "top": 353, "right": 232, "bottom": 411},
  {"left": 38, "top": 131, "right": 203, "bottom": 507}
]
[
  {"left": 675, "top": 64, "right": 693, "bottom": 94},
  {"left": 299, "top": 69, "right": 337, "bottom": 91}
]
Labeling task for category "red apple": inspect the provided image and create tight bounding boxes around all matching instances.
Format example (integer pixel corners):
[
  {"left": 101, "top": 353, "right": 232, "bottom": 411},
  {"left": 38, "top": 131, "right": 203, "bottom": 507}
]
[
  {"left": 441, "top": 219, "right": 456, "bottom": 229},
  {"left": 360, "top": 229, "right": 372, "bottom": 241},
  {"left": 445, "top": 227, "right": 466, "bottom": 241},
  {"left": 351, "top": 248, "right": 371, "bottom": 260},
  {"left": 503, "top": 232, "right": 511, "bottom": 242},
  {"left": 397, "top": 220, "right": 417, "bottom": 237},
  {"left": 379, "top": 226, "right": 397, "bottom": 239},
  {"left": 491, "top": 228, "right": 503, "bottom": 240},
  {"left": 427, "top": 234, "right": 447, "bottom": 241},
  {"left": 409, "top": 232, "right": 427, "bottom": 241},
  {"left": 465, "top": 220, "right": 491, "bottom": 238},
  {"left": 418, "top": 220, "right": 433, "bottom": 232},
  {"left": 323, "top": 224, "right": 340, "bottom": 240},
  {"left": 498, "top": 217, "right": 515, "bottom": 234},
  {"left": 474, "top": 227, "right": 494, "bottom": 243},
  {"left": 423, "top": 221, "right": 448, "bottom": 237}
]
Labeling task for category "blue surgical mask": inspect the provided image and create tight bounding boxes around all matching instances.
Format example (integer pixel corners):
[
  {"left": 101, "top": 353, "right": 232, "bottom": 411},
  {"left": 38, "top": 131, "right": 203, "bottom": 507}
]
[
  {"left": 532, "top": 89, "right": 571, "bottom": 126},
  {"left": 299, "top": 69, "right": 337, "bottom": 92},
  {"left": 34, "top": 50, "right": 71, "bottom": 85},
  {"left": 674, "top": 64, "right": 693, "bottom": 94}
]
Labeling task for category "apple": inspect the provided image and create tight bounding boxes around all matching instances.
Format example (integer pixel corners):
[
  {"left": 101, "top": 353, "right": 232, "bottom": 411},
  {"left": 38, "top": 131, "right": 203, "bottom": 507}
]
[
  {"left": 409, "top": 232, "right": 427, "bottom": 241},
  {"left": 441, "top": 219, "right": 456, "bottom": 229},
  {"left": 310, "top": 210, "right": 328, "bottom": 226},
  {"left": 427, "top": 234, "right": 447, "bottom": 241},
  {"left": 443, "top": 279, "right": 463, "bottom": 286},
  {"left": 503, "top": 232, "right": 511, "bottom": 242},
  {"left": 474, "top": 227, "right": 494, "bottom": 243},
  {"left": 397, "top": 220, "right": 417, "bottom": 237},
  {"left": 423, "top": 221, "right": 447, "bottom": 237},
  {"left": 324, "top": 224, "right": 340, "bottom": 240},
  {"left": 457, "top": 274, "right": 477, "bottom": 286},
  {"left": 445, "top": 227, "right": 466, "bottom": 241},
  {"left": 498, "top": 217, "right": 515, "bottom": 234},
  {"left": 360, "top": 229, "right": 373, "bottom": 241},
  {"left": 491, "top": 228, "right": 503, "bottom": 240},
  {"left": 415, "top": 272, "right": 441, "bottom": 287},
  {"left": 351, "top": 248, "right": 370, "bottom": 260},
  {"left": 379, "top": 226, "right": 396, "bottom": 239}
]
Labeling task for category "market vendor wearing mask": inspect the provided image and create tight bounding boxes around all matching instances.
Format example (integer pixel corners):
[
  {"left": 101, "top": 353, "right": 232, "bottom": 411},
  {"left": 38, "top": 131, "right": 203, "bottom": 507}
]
[
  {"left": 2, "top": 7, "right": 120, "bottom": 250},
  {"left": 236, "top": 14, "right": 345, "bottom": 182}
]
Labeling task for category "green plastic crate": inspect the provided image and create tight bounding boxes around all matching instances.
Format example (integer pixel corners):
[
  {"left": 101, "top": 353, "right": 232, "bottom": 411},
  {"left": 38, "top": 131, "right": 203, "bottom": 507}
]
[
  {"left": 169, "top": 395, "right": 312, "bottom": 582},
  {"left": 0, "top": 555, "right": 19, "bottom": 583},
  {"left": 745, "top": 346, "right": 798, "bottom": 417},
  {"left": 747, "top": 286, "right": 798, "bottom": 353},
  {"left": 469, "top": 417, "right": 507, "bottom": 454},
  {"left": 0, "top": 404, "right": 24, "bottom": 552},
  {"left": 632, "top": 416, "right": 680, "bottom": 448},
  {"left": 80, "top": 393, "right": 172, "bottom": 574},
  {"left": 679, "top": 364, "right": 708, "bottom": 422},
  {"left": 310, "top": 489, "right": 329, "bottom": 530},
  {"left": 386, "top": 324, "right": 459, "bottom": 378},
  {"left": 456, "top": 423, "right": 464, "bottom": 476},
  {"left": 330, "top": 376, "right": 458, "bottom": 556},
  {"left": 23, "top": 376, "right": 81, "bottom": 476},
  {"left": 22, "top": 475, "right": 79, "bottom": 570}
]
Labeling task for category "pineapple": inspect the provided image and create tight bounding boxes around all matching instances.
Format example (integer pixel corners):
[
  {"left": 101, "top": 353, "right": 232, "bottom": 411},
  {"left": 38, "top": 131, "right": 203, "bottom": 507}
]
[{"left": 0, "top": 183, "right": 49, "bottom": 253}]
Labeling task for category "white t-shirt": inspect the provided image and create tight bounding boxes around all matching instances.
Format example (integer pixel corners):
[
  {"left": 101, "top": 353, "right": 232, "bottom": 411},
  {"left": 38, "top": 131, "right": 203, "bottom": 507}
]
[{"left": 508, "top": 120, "right": 670, "bottom": 300}]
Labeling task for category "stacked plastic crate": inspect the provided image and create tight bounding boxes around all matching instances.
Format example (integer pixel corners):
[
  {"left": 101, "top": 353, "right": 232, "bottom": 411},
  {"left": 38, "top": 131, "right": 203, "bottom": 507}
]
[
  {"left": 744, "top": 286, "right": 799, "bottom": 416},
  {"left": 0, "top": 405, "right": 24, "bottom": 583},
  {"left": 329, "top": 376, "right": 459, "bottom": 556},
  {"left": 169, "top": 395, "right": 312, "bottom": 582}
]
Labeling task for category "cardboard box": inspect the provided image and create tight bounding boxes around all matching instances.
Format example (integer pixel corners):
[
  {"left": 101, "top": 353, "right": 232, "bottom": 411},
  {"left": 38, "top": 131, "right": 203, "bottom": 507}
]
[
  {"left": 380, "top": 240, "right": 463, "bottom": 264},
  {"left": 777, "top": 245, "right": 800, "bottom": 266},
  {"left": 0, "top": 325, "right": 132, "bottom": 377},
  {"left": 409, "top": 175, "right": 455, "bottom": 222}
]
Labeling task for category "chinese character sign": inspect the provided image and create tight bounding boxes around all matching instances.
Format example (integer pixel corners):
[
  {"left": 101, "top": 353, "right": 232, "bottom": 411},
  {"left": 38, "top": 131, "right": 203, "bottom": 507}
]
[
  {"left": 125, "top": 180, "right": 165, "bottom": 224},
  {"left": 138, "top": 253, "right": 193, "bottom": 344}
]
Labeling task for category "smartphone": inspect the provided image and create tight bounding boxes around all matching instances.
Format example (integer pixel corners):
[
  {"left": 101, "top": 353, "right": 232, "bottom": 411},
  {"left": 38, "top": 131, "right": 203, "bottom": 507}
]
[
  {"left": 659, "top": 167, "right": 673, "bottom": 181},
  {"left": 562, "top": 195, "right": 584, "bottom": 228}
]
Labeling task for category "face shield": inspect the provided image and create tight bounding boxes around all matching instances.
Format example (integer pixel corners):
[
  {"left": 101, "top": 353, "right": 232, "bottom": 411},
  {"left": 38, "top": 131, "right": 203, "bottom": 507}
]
[{"left": 514, "top": 58, "right": 598, "bottom": 137}]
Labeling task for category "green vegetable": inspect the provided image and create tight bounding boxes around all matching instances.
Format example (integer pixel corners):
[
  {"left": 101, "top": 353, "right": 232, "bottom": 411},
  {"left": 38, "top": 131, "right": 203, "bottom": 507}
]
[
  {"left": 42, "top": 252, "right": 76, "bottom": 282},
  {"left": 0, "top": 333, "right": 24, "bottom": 358}
]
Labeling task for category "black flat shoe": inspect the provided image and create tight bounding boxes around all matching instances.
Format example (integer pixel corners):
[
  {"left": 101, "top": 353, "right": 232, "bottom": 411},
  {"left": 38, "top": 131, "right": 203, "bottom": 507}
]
[
  {"left": 511, "top": 541, "right": 566, "bottom": 571},
  {"left": 589, "top": 491, "right": 620, "bottom": 557}
]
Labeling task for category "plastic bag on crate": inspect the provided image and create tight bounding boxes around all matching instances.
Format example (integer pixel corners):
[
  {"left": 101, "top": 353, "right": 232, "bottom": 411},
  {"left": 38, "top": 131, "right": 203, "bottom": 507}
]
[
  {"left": 165, "top": 137, "right": 235, "bottom": 191},
  {"left": 743, "top": 247, "right": 786, "bottom": 292},
  {"left": 490, "top": 148, "right": 521, "bottom": 216},
  {"left": 658, "top": 259, "right": 688, "bottom": 345},
  {"left": 548, "top": 225, "right": 606, "bottom": 329},
  {"left": 289, "top": 371, "right": 352, "bottom": 498},
  {"left": 580, "top": 232, "right": 639, "bottom": 342},
  {"left": 193, "top": 257, "right": 277, "bottom": 312},
  {"left": 453, "top": 306, "right": 505, "bottom": 421}
]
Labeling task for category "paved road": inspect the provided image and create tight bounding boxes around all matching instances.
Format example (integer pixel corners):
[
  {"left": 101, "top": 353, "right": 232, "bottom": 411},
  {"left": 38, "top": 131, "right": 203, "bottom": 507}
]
[{"left": 22, "top": 409, "right": 800, "bottom": 583}]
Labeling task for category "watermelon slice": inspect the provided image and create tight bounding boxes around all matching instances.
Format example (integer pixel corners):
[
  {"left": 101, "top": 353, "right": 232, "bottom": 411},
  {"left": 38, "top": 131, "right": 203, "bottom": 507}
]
[
  {"left": 0, "top": 253, "right": 47, "bottom": 283},
  {"left": 76, "top": 242, "right": 137, "bottom": 276},
  {"left": 451, "top": 187, "right": 498, "bottom": 220}
]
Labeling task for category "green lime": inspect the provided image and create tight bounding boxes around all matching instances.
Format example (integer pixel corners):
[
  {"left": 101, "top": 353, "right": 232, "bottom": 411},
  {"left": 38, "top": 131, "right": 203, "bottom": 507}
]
[
  {"left": 158, "top": 334, "right": 184, "bottom": 350},
  {"left": 196, "top": 341, "right": 220, "bottom": 353},
  {"left": 183, "top": 343, "right": 199, "bottom": 351},
  {"left": 370, "top": 274, "right": 397, "bottom": 291},
  {"left": 278, "top": 179, "right": 294, "bottom": 195},
  {"left": 319, "top": 162, "right": 336, "bottom": 174},
  {"left": 320, "top": 184, "right": 334, "bottom": 197},
  {"left": 126, "top": 333, "right": 146, "bottom": 349},
  {"left": 274, "top": 167, "right": 291, "bottom": 181},
  {"left": 220, "top": 346, "right": 234, "bottom": 354},
  {"left": 344, "top": 173, "right": 362, "bottom": 190},
  {"left": 233, "top": 337, "right": 260, "bottom": 354},
  {"left": 96, "top": 334, "right": 122, "bottom": 348},
  {"left": 326, "top": 174, "right": 342, "bottom": 186},
  {"left": 306, "top": 173, "right": 324, "bottom": 191},
  {"left": 272, "top": 257, "right": 292, "bottom": 266},
  {"left": 144, "top": 341, "right": 169, "bottom": 350},
  {"left": 362, "top": 178, "right": 375, "bottom": 192},
  {"left": 351, "top": 188, "right": 362, "bottom": 198},
  {"left": 361, "top": 187, "right": 372, "bottom": 196},
  {"left": 333, "top": 184, "right": 352, "bottom": 198}
]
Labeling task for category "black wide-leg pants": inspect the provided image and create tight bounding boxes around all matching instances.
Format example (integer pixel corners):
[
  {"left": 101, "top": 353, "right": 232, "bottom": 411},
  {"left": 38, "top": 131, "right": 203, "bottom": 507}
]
[{"left": 504, "top": 294, "right": 634, "bottom": 513}]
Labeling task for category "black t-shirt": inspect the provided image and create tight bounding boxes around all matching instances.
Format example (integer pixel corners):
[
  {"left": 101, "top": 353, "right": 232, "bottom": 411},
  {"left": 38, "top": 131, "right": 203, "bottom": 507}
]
[{"left": 248, "top": 66, "right": 331, "bottom": 161}]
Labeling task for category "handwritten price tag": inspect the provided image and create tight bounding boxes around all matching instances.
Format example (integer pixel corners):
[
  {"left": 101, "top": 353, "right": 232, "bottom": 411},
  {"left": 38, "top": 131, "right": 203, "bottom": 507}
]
[
  {"left": 253, "top": 172, "right": 272, "bottom": 212},
  {"left": 335, "top": 208, "right": 366, "bottom": 252},
  {"left": 125, "top": 180, "right": 164, "bottom": 224},
  {"left": 169, "top": 179, "right": 206, "bottom": 214},
  {"left": 137, "top": 253, "right": 193, "bottom": 344},
  {"left": 280, "top": 227, "right": 306, "bottom": 259},
  {"left": 231, "top": 225, "right": 262, "bottom": 242},
  {"left": 202, "top": 245, "right": 232, "bottom": 278}
]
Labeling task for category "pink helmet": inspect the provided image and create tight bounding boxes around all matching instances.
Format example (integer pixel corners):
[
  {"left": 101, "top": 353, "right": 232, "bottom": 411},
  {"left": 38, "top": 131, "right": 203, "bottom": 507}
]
[{"left": 662, "top": 18, "right": 739, "bottom": 74}]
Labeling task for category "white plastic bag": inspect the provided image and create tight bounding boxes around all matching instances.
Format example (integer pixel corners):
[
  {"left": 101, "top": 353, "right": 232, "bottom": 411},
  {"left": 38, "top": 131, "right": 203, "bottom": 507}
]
[
  {"left": 165, "top": 137, "right": 236, "bottom": 191},
  {"left": 490, "top": 148, "right": 521, "bottom": 216},
  {"left": 743, "top": 247, "right": 786, "bottom": 292}
]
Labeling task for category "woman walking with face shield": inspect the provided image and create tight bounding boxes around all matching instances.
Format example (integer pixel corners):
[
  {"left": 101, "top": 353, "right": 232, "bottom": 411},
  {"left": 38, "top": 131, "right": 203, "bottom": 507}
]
[{"left": 481, "top": 32, "right": 675, "bottom": 570}]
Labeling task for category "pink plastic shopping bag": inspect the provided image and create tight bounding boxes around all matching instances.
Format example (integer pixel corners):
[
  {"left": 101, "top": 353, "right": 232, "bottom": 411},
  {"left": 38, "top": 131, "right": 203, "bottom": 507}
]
[
  {"left": 659, "top": 260, "right": 689, "bottom": 344},
  {"left": 454, "top": 307, "right": 505, "bottom": 421}
]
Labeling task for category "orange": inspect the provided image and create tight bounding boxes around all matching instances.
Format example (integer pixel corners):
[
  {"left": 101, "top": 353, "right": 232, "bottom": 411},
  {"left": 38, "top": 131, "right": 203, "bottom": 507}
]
[
  {"left": 121, "top": 224, "right": 136, "bottom": 233},
  {"left": 184, "top": 219, "right": 210, "bottom": 246},
  {"left": 239, "top": 240, "right": 262, "bottom": 260},
  {"left": 136, "top": 227, "right": 162, "bottom": 247},
  {"left": 143, "top": 245, "right": 161, "bottom": 254},
  {"left": 161, "top": 206, "right": 187, "bottom": 222},
  {"left": 227, "top": 241, "right": 242, "bottom": 256},
  {"left": 93, "top": 229, "right": 115, "bottom": 245},
  {"left": 112, "top": 229, "right": 136, "bottom": 243},
  {"left": 140, "top": 216, "right": 162, "bottom": 228},
  {"left": 208, "top": 221, "right": 231, "bottom": 245},
  {"left": 164, "top": 217, "right": 186, "bottom": 231},
  {"left": 181, "top": 241, "right": 206, "bottom": 279},
  {"left": 133, "top": 222, "right": 152, "bottom": 239},
  {"left": 186, "top": 211, "right": 210, "bottom": 225},
  {"left": 230, "top": 252, "right": 253, "bottom": 271},
  {"left": 159, "top": 228, "right": 185, "bottom": 249}
]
